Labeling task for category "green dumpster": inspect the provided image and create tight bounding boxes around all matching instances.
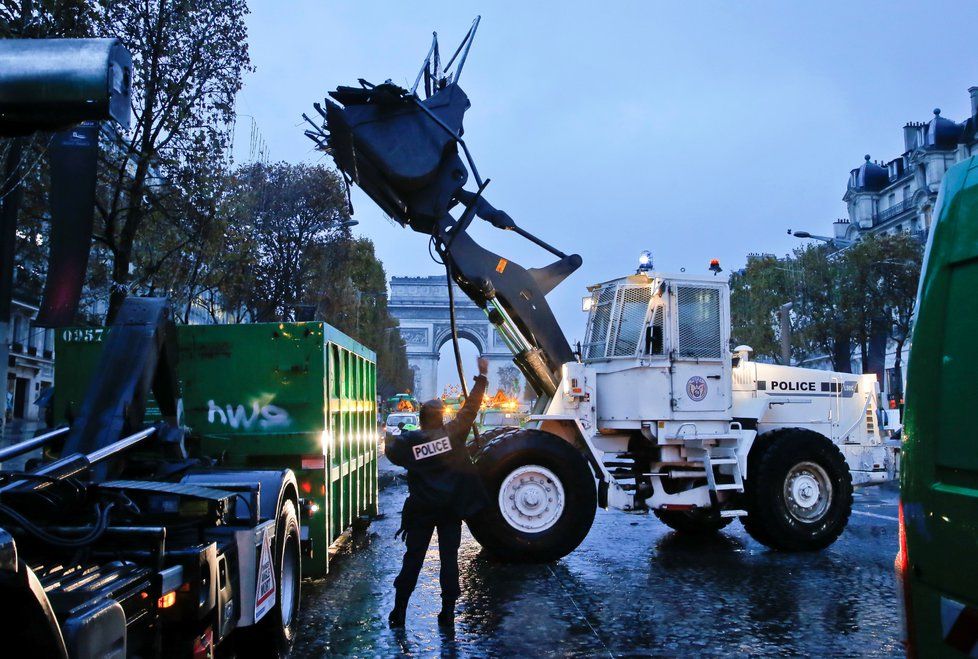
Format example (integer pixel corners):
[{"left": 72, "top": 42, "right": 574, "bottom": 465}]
[{"left": 53, "top": 321, "right": 378, "bottom": 578}]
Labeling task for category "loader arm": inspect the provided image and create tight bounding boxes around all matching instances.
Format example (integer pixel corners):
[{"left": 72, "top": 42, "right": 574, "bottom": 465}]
[{"left": 308, "top": 27, "right": 580, "bottom": 397}]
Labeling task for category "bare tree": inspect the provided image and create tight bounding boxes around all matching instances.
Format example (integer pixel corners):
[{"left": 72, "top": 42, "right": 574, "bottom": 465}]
[{"left": 94, "top": 0, "right": 250, "bottom": 320}]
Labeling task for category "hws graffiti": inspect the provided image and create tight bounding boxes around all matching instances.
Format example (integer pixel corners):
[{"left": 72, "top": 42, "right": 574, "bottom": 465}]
[{"left": 207, "top": 399, "right": 290, "bottom": 430}]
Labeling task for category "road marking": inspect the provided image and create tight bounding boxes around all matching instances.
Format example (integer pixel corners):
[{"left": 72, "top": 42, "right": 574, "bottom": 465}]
[
  {"left": 547, "top": 564, "right": 614, "bottom": 658},
  {"left": 853, "top": 510, "right": 898, "bottom": 522}
]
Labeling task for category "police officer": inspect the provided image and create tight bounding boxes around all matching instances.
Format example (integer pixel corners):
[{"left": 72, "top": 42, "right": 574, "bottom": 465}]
[{"left": 385, "top": 356, "right": 490, "bottom": 628}]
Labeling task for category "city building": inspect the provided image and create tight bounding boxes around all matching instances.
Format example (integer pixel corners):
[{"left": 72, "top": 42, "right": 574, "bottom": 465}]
[
  {"left": 835, "top": 86, "right": 978, "bottom": 244},
  {"left": 808, "top": 85, "right": 978, "bottom": 419},
  {"left": 4, "top": 299, "right": 55, "bottom": 423}
]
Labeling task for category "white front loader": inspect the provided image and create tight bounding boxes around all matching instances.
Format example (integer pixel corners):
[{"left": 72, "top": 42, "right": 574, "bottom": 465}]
[
  {"left": 466, "top": 269, "right": 896, "bottom": 559},
  {"left": 525, "top": 271, "right": 894, "bottom": 523}
]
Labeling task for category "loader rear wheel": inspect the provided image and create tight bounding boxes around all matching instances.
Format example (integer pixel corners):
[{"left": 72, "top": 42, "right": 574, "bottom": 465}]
[
  {"left": 654, "top": 508, "right": 733, "bottom": 535},
  {"left": 469, "top": 429, "right": 596, "bottom": 562},
  {"left": 743, "top": 429, "right": 852, "bottom": 551},
  {"left": 236, "top": 498, "right": 301, "bottom": 655}
]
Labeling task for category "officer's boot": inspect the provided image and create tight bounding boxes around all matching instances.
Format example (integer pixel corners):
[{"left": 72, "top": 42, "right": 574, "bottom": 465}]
[
  {"left": 437, "top": 599, "right": 455, "bottom": 627},
  {"left": 389, "top": 593, "right": 409, "bottom": 628}
]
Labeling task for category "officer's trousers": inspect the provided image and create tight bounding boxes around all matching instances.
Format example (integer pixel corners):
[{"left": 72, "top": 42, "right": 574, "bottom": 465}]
[{"left": 393, "top": 514, "right": 463, "bottom": 605}]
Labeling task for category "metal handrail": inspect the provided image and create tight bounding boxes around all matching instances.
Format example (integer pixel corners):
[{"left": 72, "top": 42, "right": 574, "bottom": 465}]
[
  {"left": 0, "top": 426, "right": 70, "bottom": 463},
  {"left": 88, "top": 427, "right": 157, "bottom": 464},
  {"left": 875, "top": 199, "right": 914, "bottom": 223}
]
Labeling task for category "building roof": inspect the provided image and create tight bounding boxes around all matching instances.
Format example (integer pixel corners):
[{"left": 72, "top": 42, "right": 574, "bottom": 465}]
[
  {"left": 925, "top": 108, "right": 962, "bottom": 149},
  {"left": 850, "top": 155, "right": 889, "bottom": 192}
]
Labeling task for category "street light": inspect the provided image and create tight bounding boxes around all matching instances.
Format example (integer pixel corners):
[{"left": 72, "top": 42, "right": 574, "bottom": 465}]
[{"left": 788, "top": 229, "right": 854, "bottom": 250}]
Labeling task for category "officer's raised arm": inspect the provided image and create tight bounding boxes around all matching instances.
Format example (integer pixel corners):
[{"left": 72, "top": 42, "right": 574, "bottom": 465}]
[
  {"left": 445, "top": 357, "right": 489, "bottom": 446},
  {"left": 384, "top": 432, "right": 413, "bottom": 467}
]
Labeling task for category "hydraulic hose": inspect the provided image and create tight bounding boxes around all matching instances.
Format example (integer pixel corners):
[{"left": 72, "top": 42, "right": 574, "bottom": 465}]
[
  {"left": 444, "top": 260, "right": 480, "bottom": 441},
  {"left": 0, "top": 501, "right": 114, "bottom": 548}
]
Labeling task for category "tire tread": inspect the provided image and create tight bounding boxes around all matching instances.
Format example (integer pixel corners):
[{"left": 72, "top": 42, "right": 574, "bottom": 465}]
[
  {"left": 469, "top": 428, "right": 596, "bottom": 562},
  {"left": 743, "top": 428, "right": 853, "bottom": 551}
]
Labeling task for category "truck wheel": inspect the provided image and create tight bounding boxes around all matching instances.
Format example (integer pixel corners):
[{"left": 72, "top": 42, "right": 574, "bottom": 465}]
[
  {"left": 469, "top": 429, "right": 595, "bottom": 562},
  {"left": 239, "top": 498, "right": 301, "bottom": 656},
  {"left": 654, "top": 508, "right": 732, "bottom": 535},
  {"left": 743, "top": 429, "right": 852, "bottom": 551}
]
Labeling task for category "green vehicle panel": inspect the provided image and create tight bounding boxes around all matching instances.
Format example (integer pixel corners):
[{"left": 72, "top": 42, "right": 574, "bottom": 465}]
[
  {"left": 901, "top": 155, "right": 978, "bottom": 655},
  {"left": 53, "top": 321, "right": 377, "bottom": 578}
]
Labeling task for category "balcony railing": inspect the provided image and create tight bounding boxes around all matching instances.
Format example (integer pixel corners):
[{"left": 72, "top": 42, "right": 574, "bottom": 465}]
[{"left": 875, "top": 199, "right": 914, "bottom": 223}]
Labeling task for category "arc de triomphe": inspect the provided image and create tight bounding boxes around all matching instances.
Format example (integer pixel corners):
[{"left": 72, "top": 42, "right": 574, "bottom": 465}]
[{"left": 388, "top": 275, "right": 523, "bottom": 402}]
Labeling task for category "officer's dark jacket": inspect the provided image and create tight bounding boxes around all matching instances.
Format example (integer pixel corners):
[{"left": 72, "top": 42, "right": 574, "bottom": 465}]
[{"left": 385, "top": 375, "right": 489, "bottom": 520}]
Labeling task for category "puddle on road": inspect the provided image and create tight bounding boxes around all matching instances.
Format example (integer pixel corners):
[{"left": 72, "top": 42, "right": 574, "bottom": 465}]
[{"left": 294, "top": 466, "right": 901, "bottom": 657}]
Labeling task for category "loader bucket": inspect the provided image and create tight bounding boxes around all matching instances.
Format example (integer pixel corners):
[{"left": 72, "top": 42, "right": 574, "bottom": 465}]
[
  {"left": 307, "top": 20, "right": 581, "bottom": 397},
  {"left": 318, "top": 82, "right": 471, "bottom": 229}
]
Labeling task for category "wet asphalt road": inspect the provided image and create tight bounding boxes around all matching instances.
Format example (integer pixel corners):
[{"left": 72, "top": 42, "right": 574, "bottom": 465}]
[{"left": 295, "top": 457, "right": 902, "bottom": 657}]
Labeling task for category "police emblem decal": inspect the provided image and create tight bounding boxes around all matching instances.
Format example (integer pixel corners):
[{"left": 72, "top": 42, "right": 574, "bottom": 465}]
[{"left": 686, "top": 376, "right": 708, "bottom": 402}]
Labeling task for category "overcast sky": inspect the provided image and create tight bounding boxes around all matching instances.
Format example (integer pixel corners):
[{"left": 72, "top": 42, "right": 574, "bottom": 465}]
[{"left": 236, "top": 0, "right": 978, "bottom": 389}]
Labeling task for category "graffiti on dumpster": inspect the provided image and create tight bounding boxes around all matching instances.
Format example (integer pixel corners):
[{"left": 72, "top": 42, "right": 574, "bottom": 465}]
[{"left": 207, "top": 399, "right": 290, "bottom": 430}]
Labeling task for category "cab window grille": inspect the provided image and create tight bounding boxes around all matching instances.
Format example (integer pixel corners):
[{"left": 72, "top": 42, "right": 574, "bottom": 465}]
[
  {"left": 610, "top": 286, "right": 652, "bottom": 356},
  {"left": 677, "top": 286, "right": 721, "bottom": 359},
  {"left": 583, "top": 285, "right": 616, "bottom": 360}
]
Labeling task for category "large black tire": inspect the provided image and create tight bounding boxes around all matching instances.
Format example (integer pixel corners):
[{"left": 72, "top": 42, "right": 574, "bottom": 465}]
[
  {"left": 469, "top": 428, "right": 596, "bottom": 562},
  {"left": 469, "top": 425, "right": 520, "bottom": 453},
  {"left": 654, "top": 508, "right": 733, "bottom": 535},
  {"left": 743, "top": 428, "right": 853, "bottom": 551},
  {"left": 237, "top": 498, "right": 301, "bottom": 656}
]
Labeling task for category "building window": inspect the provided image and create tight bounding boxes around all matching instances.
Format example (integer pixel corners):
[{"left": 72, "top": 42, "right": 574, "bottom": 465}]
[{"left": 11, "top": 315, "right": 23, "bottom": 347}]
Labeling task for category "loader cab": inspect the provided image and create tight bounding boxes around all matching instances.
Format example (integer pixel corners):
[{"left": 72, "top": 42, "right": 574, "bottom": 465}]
[{"left": 582, "top": 272, "right": 732, "bottom": 420}]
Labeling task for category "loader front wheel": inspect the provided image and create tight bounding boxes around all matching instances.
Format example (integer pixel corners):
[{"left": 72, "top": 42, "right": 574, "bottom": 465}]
[
  {"left": 743, "top": 429, "right": 852, "bottom": 551},
  {"left": 469, "top": 429, "right": 596, "bottom": 562},
  {"left": 654, "top": 508, "right": 733, "bottom": 535}
]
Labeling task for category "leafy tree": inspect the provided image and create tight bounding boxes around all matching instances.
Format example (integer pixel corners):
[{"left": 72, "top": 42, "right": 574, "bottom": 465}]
[
  {"left": 226, "top": 161, "right": 350, "bottom": 321},
  {"left": 6, "top": 134, "right": 50, "bottom": 302},
  {"left": 731, "top": 234, "right": 923, "bottom": 378},
  {"left": 138, "top": 143, "right": 244, "bottom": 323},
  {"left": 497, "top": 365, "right": 521, "bottom": 396},
  {"left": 0, "top": 0, "right": 97, "bottom": 39},
  {"left": 306, "top": 237, "right": 411, "bottom": 398},
  {"left": 840, "top": 237, "right": 889, "bottom": 383},
  {"left": 216, "top": 161, "right": 411, "bottom": 397},
  {"left": 784, "top": 243, "right": 855, "bottom": 373},
  {"left": 94, "top": 0, "right": 251, "bottom": 320},
  {"left": 856, "top": 233, "right": 922, "bottom": 399},
  {"left": 729, "top": 254, "right": 793, "bottom": 363}
]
